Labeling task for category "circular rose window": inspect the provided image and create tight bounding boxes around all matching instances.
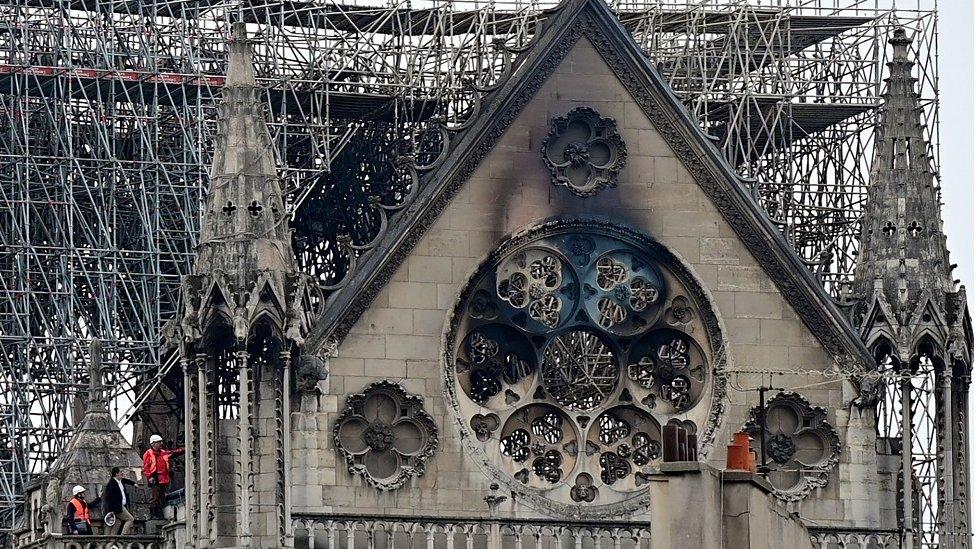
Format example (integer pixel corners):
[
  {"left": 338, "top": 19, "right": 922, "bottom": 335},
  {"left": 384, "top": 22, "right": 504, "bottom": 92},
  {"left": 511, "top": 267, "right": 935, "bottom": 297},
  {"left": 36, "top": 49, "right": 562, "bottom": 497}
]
[{"left": 444, "top": 219, "right": 727, "bottom": 518}]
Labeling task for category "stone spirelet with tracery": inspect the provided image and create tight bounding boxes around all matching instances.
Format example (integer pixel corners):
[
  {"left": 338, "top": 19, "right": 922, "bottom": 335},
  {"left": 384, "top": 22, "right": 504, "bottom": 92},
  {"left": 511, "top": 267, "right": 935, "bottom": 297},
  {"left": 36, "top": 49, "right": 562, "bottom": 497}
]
[{"left": 444, "top": 220, "right": 727, "bottom": 518}]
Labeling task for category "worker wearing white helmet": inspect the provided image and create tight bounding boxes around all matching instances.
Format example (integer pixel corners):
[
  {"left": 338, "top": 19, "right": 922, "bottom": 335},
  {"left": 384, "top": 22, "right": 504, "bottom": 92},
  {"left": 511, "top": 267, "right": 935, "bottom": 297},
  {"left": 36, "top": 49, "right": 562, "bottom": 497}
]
[
  {"left": 142, "top": 434, "right": 184, "bottom": 518},
  {"left": 65, "top": 485, "right": 93, "bottom": 535}
]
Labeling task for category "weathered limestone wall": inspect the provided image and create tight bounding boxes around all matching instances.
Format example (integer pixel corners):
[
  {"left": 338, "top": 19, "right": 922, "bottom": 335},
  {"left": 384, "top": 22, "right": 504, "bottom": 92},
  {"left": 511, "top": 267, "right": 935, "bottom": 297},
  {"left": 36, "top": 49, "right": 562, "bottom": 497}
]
[{"left": 290, "top": 36, "right": 887, "bottom": 527}]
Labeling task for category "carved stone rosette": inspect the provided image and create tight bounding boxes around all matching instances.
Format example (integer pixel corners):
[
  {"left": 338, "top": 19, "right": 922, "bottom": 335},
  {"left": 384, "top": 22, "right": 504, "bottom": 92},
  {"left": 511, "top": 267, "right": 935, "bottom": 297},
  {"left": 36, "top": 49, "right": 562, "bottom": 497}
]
[
  {"left": 444, "top": 218, "right": 728, "bottom": 519},
  {"left": 743, "top": 392, "right": 841, "bottom": 502},
  {"left": 541, "top": 107, "right": 627, "bottom": 197},
  {"left": 334, "top": 380, "right": 439, "bottom": 490}
]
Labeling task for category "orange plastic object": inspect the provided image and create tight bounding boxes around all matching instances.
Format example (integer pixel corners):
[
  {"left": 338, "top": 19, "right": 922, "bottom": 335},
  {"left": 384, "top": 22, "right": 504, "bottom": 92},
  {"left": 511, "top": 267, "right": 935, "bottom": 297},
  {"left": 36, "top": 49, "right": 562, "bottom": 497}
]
[
  {"left": 733, "top": 432, "right": 751, "bottom": 447},
  {"left": 726, "top": 432, "right": 752, "bottom": 471}
]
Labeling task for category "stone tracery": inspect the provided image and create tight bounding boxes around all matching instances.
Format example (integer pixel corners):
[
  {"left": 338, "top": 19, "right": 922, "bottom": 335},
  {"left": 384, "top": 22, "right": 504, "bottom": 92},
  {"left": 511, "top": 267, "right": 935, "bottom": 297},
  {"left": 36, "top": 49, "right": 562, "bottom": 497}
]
[
  {"left": 541, "top": 107, "right": 628, "bottom": 197},
  {"left": 743, "top": 392, "right": 841, "bottom": 502},
  {"left": 445, "top": 220, "right": 726, "bottom": 517},
  {"left": 335, "top": 381, "right": 439, "bottom": 490},
  {"left": 541, "top": 330, "right": 618, "bottom": 411}
]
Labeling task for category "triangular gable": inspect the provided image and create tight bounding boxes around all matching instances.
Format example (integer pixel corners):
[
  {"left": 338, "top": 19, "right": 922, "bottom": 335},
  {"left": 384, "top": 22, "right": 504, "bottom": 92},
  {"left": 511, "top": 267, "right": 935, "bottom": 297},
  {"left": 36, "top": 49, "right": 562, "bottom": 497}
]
[{"left": 306, "top": 0, "right": 874, "bottom": 368}]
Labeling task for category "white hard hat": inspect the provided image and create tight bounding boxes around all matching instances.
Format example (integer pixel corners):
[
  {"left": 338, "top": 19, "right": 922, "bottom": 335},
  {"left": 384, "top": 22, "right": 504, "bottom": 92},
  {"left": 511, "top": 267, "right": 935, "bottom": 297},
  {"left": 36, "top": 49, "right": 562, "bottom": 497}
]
[
  {"left": 72, "top": 485, "right": 86, "bottom": 496},
  {"left": 150, "top": 434, "right": 163, "bottom": 444}
]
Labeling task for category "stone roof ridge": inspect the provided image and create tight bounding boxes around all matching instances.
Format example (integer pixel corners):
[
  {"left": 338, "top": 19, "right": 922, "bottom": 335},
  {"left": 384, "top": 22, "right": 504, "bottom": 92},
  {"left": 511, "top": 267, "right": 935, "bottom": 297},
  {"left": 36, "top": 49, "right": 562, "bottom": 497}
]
[
  {"left": 306, "top": 0, "right": 874, "bottom": 368},
  {"left": 852, "top": 27, "right": 954, "bottom": 314}
]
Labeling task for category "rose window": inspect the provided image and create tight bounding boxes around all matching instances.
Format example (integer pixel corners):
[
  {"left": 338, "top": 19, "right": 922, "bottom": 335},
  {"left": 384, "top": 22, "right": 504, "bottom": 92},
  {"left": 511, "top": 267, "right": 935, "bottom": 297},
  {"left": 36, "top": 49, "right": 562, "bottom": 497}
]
[{"left": 445, "top": 220, "right": 726, "bottom": 517}]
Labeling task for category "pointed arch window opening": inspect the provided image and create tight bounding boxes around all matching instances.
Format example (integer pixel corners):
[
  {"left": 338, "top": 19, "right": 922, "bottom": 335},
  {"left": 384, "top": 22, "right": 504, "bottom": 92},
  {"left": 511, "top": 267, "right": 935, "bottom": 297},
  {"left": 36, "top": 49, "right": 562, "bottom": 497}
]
[
  {"left": 875, "top": 352, "right": 901, "bottom": 441},
  {"left": 246, "top": 322, "right": 287, "bottom": 401},
  {"left": 873, "top": 346, "right": 945, "bottom": 549},
  {"left": 214, "top": 347, "right": 241, "bottom": 420},
  {"left": 908, "top": 350, "right": 944, "bottom": 549},
  {"left": 203, "top": 323, "right": 287, "bottom": 420}
]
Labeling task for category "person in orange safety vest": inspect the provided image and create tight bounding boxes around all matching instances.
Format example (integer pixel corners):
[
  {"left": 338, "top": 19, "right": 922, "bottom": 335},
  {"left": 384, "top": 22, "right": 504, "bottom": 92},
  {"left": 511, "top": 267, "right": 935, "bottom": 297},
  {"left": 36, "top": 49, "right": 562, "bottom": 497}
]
[
  {"left": 142, "top": 434, "right": 185, "bottom": 518},
  {"left": 65, "top": 485, "right": 93, "bottom": 535}
]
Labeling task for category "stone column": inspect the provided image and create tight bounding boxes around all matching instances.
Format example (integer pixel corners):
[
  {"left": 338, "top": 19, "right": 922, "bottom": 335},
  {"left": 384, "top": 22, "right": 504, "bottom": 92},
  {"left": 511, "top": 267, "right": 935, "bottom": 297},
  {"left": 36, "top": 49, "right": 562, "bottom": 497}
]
[
  {"left": 956, "top": 375, "right": 971, "bottom": 549},
  {"left": 195, "top": 352, "right": 213, "bottom": 548},
  {"left": 899, "top": 371, "right": 914, "bottom": 547},
  {"left": 279, "top": 348, "right": 294, "bottom": 548},
  {"left": 942, "top": 368, "right": 956, "bottom": 549},
  {"left": 236, "top": 348, "right": 253, "bottom": 548},
  {"left": 183, "top": 356, "right": 199, "bottom": 549}
]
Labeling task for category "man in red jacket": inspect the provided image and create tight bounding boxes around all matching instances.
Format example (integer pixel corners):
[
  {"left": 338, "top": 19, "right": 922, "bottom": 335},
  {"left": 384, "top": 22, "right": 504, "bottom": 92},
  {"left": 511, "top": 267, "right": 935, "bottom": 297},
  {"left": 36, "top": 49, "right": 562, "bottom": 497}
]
[{"left": 142, "top": 434, "right": 184, "bottom": 518}]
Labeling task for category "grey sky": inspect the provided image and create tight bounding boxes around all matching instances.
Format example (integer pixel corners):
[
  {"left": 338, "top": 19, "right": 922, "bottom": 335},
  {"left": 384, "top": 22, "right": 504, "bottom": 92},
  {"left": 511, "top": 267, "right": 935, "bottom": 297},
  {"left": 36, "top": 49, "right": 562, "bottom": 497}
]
[
  {"left": 935, "top": 2, "right": 973, "bottom": 303},
  {"left": 934, "top": 0, "right": 974, "bottom": 518}
]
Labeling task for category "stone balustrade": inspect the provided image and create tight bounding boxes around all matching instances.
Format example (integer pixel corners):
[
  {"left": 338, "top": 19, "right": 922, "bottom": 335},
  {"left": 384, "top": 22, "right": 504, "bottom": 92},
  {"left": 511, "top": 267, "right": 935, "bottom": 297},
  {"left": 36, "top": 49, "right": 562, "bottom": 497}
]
[
  {"left": 16, "top": 534, "right": 163, "bottom": 549},
  {"left": 293, "top": 514, "right": 652, "bottom": 549},
  {"left": 808, "top": 527, "right": 901, "bottom": 549}
]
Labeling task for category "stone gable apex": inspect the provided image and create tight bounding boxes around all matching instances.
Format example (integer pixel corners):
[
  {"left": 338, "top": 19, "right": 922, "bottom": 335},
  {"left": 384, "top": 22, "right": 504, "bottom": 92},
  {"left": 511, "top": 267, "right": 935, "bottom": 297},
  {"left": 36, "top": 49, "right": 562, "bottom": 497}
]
[{"left": 306, "top": 0, "right": 873, "bottom": 368}]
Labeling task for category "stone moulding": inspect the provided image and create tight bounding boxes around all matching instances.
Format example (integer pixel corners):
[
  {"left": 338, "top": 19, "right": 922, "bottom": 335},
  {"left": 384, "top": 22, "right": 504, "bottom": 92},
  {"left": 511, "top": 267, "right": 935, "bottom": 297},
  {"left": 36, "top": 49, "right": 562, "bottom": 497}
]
[
  {"left": 334, "top": 380, "right": 439, "bottom": 490},
  {"left": 743, "top": 391, "right": 842, "bottom": 502},
  {"left": 442, "top": 217, "right": 730, "bottom": 520},
  {"left": 541, "top": 106, "right": 628, "bottom": 197}
]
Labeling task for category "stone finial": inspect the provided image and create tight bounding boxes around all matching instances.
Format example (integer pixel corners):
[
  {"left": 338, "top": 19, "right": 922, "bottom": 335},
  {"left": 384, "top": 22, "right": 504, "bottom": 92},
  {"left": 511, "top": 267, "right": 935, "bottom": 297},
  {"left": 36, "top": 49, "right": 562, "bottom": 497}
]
[
  {"left": 88, "top": 340, "right": 108, "bottom": 412},
  {"left": 42, "top": 340, "right": 145, "bottom": 534}
]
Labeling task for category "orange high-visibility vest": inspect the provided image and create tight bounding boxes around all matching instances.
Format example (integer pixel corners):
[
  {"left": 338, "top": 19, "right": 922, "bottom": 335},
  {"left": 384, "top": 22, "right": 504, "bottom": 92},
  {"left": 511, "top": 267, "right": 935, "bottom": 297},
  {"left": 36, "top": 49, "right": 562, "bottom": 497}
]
[{"left": 69, "top": 497, "right": 91, "bottom": 524}]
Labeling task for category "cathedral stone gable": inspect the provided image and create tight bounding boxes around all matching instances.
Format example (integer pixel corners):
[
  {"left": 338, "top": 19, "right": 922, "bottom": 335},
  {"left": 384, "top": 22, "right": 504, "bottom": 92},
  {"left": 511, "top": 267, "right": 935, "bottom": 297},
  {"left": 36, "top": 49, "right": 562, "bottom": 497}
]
[
  {"left": 314, "top": 19, "right": 877, "bottom": 524},
  {"left": 310, "top": 0, "right": 872, "bottom": 374}
]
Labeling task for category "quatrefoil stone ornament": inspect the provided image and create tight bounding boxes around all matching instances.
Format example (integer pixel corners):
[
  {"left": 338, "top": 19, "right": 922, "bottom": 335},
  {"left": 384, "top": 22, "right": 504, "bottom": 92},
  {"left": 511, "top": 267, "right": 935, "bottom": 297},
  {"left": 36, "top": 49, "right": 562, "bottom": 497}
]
[
  {"left": 743, "top": 392, "right": 841, "bottom": 502},
  {"left": 542, "top": 107, "right": 628, "bottom": 197},
  {"left": 334, "top": 381, "right": 439, "bottom": 490}
]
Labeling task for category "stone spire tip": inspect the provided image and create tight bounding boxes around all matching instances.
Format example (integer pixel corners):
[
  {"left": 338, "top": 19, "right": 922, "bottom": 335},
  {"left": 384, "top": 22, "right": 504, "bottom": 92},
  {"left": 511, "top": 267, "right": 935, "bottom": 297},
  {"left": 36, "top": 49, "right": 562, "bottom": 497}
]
[
  {"left": 225, "top": 22, "right": 257, "bottom": 88},
  {"left": 852, "top": 25, "right": 953, "bottom": 308},
  {"left": 890, "top": 27, "right": 911, "bottom": 62},
  {"left": 890, "top": 27, "right": 910, "bottom": 45}
]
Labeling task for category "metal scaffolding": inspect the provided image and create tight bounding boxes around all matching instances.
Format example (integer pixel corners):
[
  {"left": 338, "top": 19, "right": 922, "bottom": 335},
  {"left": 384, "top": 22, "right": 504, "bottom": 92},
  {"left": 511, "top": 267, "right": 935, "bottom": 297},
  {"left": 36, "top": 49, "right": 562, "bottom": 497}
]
[{"left": 0, "top": 0, "right": 942, "bottom": 540}]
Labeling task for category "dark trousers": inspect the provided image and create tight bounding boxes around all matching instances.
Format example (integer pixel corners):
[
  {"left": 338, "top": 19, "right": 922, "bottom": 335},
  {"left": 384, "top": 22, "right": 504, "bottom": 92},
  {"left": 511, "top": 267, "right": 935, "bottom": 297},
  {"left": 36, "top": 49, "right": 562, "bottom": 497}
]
[{"left": 149, "top": 483, "right": 167, "bottom": 517}]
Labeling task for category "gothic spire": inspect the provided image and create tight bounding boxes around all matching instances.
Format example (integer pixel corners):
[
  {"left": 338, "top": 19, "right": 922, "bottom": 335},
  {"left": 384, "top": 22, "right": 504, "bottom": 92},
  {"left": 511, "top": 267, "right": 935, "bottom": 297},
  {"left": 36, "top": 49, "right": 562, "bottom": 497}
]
[
  {"left": 853, "top": 27, "right": 953, "bottom": 314},
  {"left": 196, "top": 22, "right": 293, "bottom": 277}
]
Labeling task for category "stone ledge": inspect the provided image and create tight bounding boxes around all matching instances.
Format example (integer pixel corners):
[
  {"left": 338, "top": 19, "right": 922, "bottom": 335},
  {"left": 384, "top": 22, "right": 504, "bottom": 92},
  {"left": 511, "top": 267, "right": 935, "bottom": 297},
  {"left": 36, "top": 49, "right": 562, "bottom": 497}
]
[{"left": 654, "top": 461, "right": 775, "bottom": 494}]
